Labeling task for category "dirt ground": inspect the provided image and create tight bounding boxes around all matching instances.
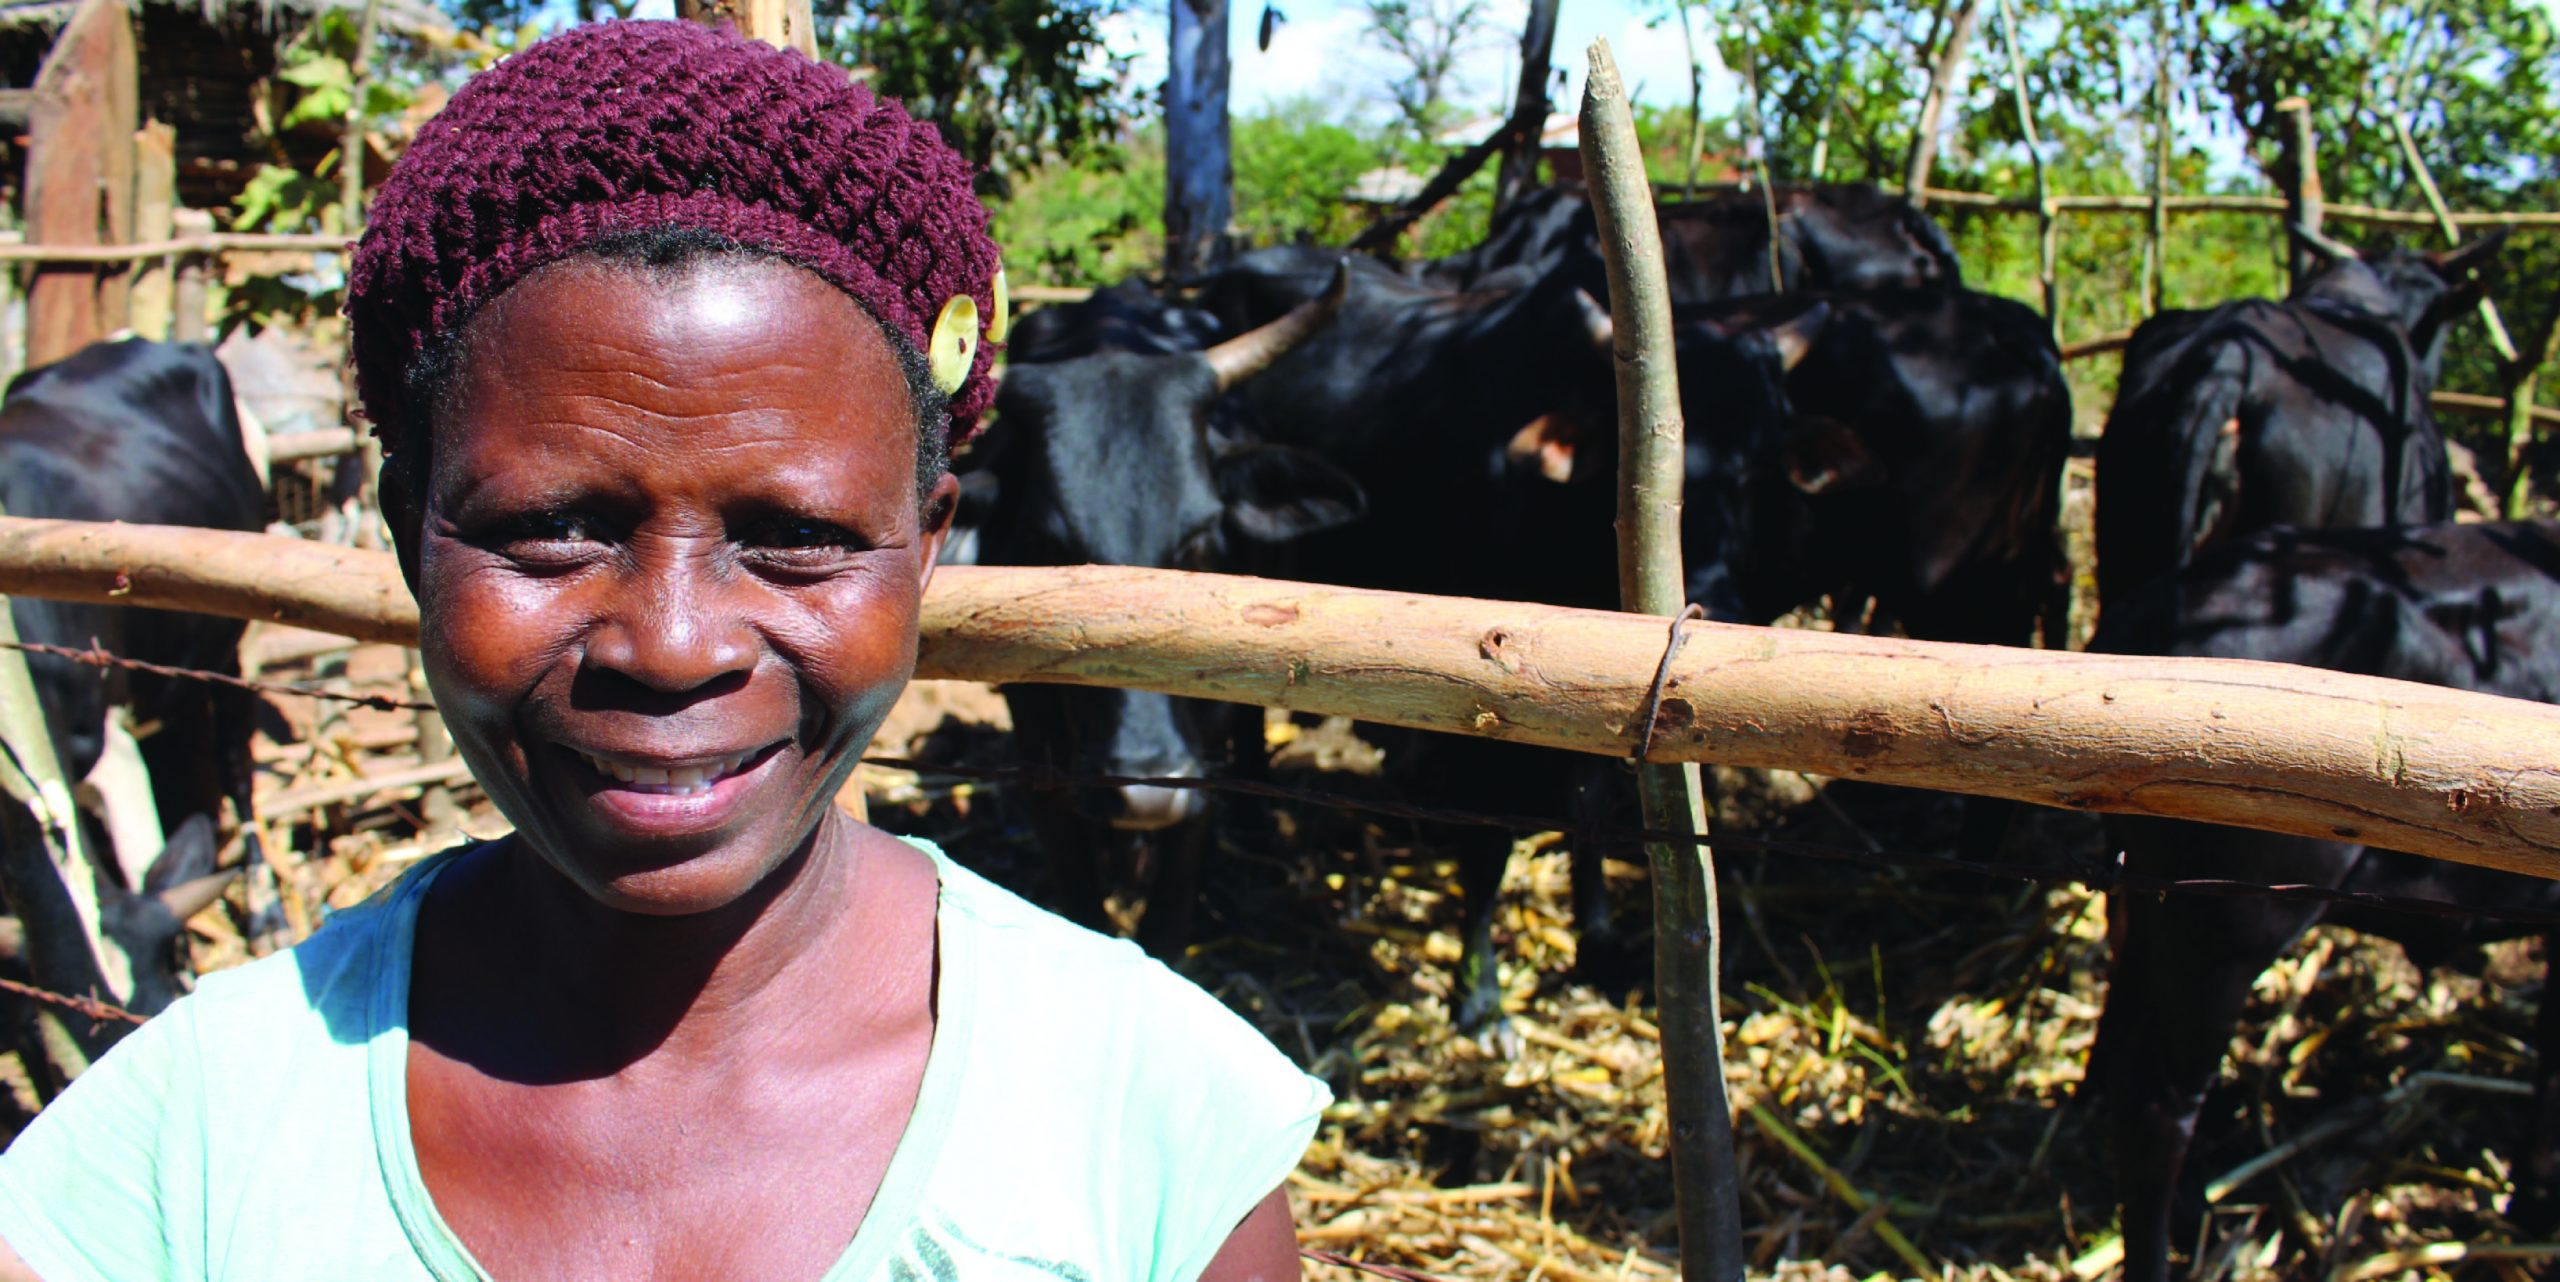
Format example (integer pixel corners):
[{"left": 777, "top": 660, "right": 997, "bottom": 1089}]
[{"left": 50, "top": 634, "right": 2537, "bottom": 1282}]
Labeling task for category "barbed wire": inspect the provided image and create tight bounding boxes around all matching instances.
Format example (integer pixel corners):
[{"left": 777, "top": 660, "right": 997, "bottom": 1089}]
[
  {"left": 865, "top": 756, "right": 2560, "bottom": 931},
  {"left": 3, "top": 638, "right": 2554, "bottom": 940},
  {"left": 0, "top": 974, "right": 145, "bottom": 1026},
  {"left": 0, "top": 639, "right": 436, "bottom": 712}
]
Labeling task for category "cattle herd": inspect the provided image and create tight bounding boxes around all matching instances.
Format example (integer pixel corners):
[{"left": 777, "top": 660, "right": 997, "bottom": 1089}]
[{"left": 2, "top": 183, "right": 2553, "bottom": 1278}]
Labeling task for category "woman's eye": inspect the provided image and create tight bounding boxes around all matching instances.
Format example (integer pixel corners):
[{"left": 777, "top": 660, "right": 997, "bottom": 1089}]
[
  {"left": 496, "top": 512, "right": 607, "bottom": 562},
  {"left": 740, "top": 517, "right": 866, "bottom": 569}
]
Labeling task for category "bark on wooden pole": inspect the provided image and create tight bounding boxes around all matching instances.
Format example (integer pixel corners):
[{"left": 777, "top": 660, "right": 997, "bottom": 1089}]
[
  {"left": 1901, "top": 0, "right": 1984, "bottom": 210},
  {"left": 1582, "top": 39, "right": 1745, "bottom": 1282},
  {"left": 2276, "top": 97, "right": 2321, "bottom": 291},
  {"left": 8, "top": 520, "right": 2560, "bottom": 879},
  {"left": 1163, "top": 0, "right": 1233, "bottom": 282},
  {"left": 23, "top": 0, "right": 138, "bottom": 367}
]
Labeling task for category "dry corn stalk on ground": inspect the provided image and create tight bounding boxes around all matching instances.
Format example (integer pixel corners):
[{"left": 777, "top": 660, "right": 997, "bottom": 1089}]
[{"left": 8, "top": 639, "right": 2546, "bottom": 1282}]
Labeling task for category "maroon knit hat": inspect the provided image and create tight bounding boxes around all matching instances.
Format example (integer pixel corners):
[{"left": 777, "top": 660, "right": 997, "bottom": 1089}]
[{"left": 346, "top": 19, "right": 1002, "bottom": 455}]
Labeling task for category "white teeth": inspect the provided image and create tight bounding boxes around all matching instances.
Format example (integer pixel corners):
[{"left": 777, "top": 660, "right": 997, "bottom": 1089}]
[{"left": 575, "top": 748, "right": 755, "bottom": 796}]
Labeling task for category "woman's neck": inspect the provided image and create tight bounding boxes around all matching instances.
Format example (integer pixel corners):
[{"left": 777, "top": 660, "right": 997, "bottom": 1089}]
[{"left": 413, "top": 812, "right": 931, "bottom": 1085}]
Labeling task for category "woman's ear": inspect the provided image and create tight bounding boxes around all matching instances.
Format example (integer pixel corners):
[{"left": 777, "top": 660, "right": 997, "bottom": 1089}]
[
  {"left": 379, "top": 459, "right": 425, "bottom": 591},
  {"left": 916, "top": 470, "right": 962, "bottom": 591}
]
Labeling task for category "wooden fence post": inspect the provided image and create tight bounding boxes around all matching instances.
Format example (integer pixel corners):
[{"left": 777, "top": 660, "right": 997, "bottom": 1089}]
[
  {"left": 23, "top": 0, "right": 137, "bottom": 367},
  {"left": 1583, "top": 38, "right": 1745, "bottom": 1282},
  {"left": 170, "top": 208, "right": 213, "bottom": 344},
  {"left": 2276, "top": 97, "right": 2321, "bottom": 290},
  {"left": 128, "top": 120, "right": 175, "bottom": 341}
]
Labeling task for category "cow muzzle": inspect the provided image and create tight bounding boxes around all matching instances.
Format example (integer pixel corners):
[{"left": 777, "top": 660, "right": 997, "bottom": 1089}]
[{"left": 1109, "top": 781, "right": 1203, "bottom": 832}]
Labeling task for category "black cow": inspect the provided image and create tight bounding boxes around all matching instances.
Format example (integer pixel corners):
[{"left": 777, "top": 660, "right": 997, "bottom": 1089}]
[
  {"left": 973, "top": 273, "right": 1365, "bottom": 952},
  {"left": 2094, "top": 228, "right": 2504, "bottom": 610},
  {"left": 0, "top": 340, "right": 264, "bottom": 1023},
  {"left": 2085, "top": 520, "right": 2560, "bottom": 1282},
  {"left": 1423, "top": 183, "right": 1962, "bottom": 304}
]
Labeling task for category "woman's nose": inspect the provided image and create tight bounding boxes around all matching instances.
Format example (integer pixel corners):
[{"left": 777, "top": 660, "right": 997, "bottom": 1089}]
[{"left": 584, "top": 552, "right": 756, "bottom": 694}]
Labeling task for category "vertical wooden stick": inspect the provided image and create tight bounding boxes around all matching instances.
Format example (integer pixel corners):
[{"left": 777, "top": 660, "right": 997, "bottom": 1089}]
[
  {"left": 339, "top": 0, "right": 383, "bottom": 229},
  {"left": 676, "top": 0, "right": 817, "bottom": 56},
  {"left": 2143, "top": 3, "right": 2169, "bottom": 317},
  {"left": 23, "top": 0, "right": 136, "bottom": 366},
  {"left": 2277, "top": 97, "right": 2321, "bottom": 291},
  {"left": 1494, "top": 0, "right": 1560, "bottom": 216},
  {"left": 1582, "top": 37, "right": 1744, "bottom": 1282},
  {"left": 0, "top": 502, "right": 137, "bottom": 1090}
]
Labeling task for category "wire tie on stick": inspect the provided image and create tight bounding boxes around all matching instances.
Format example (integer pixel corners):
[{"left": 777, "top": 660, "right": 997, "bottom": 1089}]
[{"left": 1632, "top": 602, "right": 1707, "bottom": 764}]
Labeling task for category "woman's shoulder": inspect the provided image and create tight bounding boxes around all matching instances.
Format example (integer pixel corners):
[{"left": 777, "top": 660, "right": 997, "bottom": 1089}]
[{"left": 906, "top": 835, "right": 1322, "bottom": 1093}]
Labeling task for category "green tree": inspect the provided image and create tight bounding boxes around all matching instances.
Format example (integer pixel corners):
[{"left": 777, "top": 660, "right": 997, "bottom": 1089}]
[
  {"left": 818, "top": 0, "right": 1137, "bottom": 188},
  {"left": 1363, "top": 0, "right": 1494, "bottom": 139}
]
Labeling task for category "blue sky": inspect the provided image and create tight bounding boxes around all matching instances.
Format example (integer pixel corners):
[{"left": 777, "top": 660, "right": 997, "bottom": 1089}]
[{"left": 1106, "top": 0, "right": 1739, "bottom": 124}]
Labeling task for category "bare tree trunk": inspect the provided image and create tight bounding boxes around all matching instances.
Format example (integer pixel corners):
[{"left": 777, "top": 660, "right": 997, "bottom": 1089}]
[
  {"left": 1994, "top": 0, "right": 2055, "bottom": 335},
  {"left": 1163, "top": 0, "right": 1234, "bottom": 282},
  {"left": 1582, "top": 39, "right": 1745, "bottom": 1282},
  {"left": 1807, "top": 3, "right": 1867, "bottom": 182},
  {"left": 1494, "top": 0, "right": 1561, "bottom": 215},
  {"left": 1902, "top": 0, "right": 1983, "bottom": 207}
]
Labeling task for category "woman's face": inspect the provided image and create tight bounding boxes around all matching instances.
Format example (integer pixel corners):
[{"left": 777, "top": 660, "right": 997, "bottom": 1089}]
[{"left": 405, "top": 255, "right": 957, "bottom": 915}]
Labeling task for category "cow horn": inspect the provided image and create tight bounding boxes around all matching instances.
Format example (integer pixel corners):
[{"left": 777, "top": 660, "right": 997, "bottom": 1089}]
[
  {"left": 0, "top": 915, "right": 19, "bottom": 962},
  {"left": 155, "top": 868, "right": 240, "bottom": 925},
  {"left": 1573, "top": 288, "right": 1614, "bottom": 352},
  {"left": 2289, "top": 221, "right": 2360, "bottom": 265},
  {"left": 1202, "top": 260, "right": 1352, "bottom": 392}
]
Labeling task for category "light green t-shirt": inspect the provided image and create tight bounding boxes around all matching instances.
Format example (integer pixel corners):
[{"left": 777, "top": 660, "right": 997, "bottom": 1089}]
[{"left": 0, "top": 837, "right": 1329, "bottom": 1281}]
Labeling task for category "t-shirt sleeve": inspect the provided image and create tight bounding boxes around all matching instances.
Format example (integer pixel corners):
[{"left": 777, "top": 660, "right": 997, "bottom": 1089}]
[
  {"left": 0, "top": 996, "right": 205, "bottom": 1282},
  {"left": 1143, "top": 970, "right": 1331, "bottom": 1282}
]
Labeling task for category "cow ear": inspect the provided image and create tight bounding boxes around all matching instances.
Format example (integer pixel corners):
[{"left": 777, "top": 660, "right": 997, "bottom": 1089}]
[
  {"left": 1785, "top": 416, "right": 1885, "bottom": 495},
  {"left": 1767, "top": 302, "right": 1833, "bottom": 372},
  {"left": 141, "top": 813, "right": 219, "bottom": 896},
  {"left": 2430, "top": 227, "right": 2508, "bottom": 284},
  {"left": 1215, "top": 443, "right": 1368, "bottom": 542}
]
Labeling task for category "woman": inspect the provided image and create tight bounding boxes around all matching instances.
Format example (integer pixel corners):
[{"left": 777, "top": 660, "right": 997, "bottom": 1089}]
[{"left": 0, "top": 22, "right": 1326, "bottom": 1280}]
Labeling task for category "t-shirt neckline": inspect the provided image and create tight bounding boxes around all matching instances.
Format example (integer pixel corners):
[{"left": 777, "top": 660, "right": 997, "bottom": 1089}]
[{"left": 361, "top": 837, "right": 975, "bottom": 1282}]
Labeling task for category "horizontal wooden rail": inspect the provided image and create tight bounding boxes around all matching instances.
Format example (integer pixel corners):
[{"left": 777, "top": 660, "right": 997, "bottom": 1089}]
[
  {"left": 0, "top": 517, "right": 2554, "bottom": 879},
  {"left": 2431, "top": 389, "right": 2560, "bottom": 429},
  {"left": 0, "top": 232, "right": 349, "bottom": 264},
  {"left": 265, "top": 428, "right": 361, "bottom": 464}
]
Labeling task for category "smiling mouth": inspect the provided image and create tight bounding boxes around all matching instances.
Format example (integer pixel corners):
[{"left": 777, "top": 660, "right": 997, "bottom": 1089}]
[{"left": 568, "top": 744, "right": 778, "bottom": 796}]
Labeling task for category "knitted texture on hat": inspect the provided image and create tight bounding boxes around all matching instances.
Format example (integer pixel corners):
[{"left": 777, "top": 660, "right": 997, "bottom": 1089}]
[{"left": 346, "top": 19, "right": 1001, "bottom": 453}]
